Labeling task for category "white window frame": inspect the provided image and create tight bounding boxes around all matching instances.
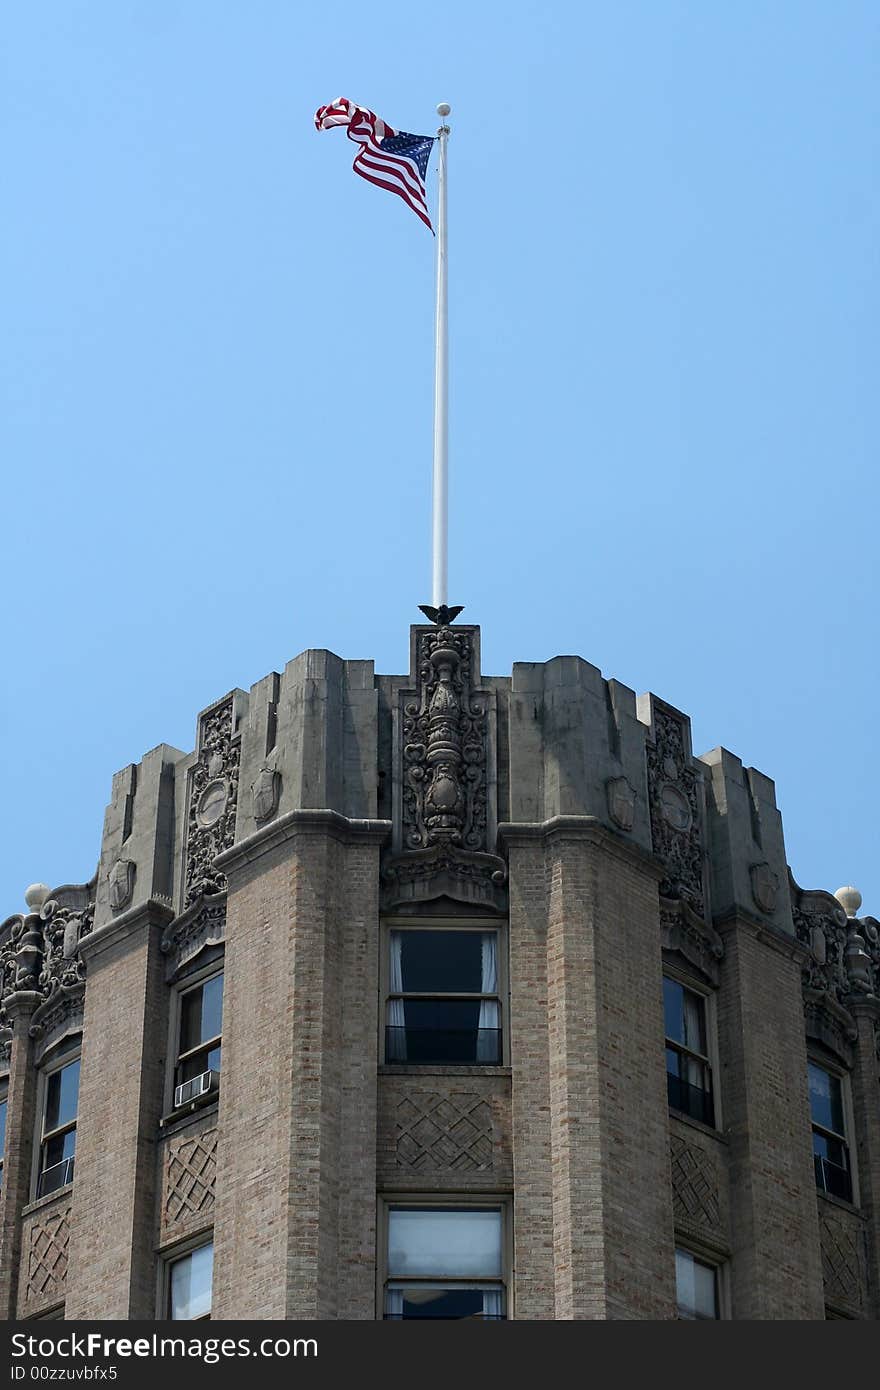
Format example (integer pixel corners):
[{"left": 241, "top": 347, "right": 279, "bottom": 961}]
[
  {"left": 380, "top": 919, "right": 508, "bottom": 1067},
  {"left": 165, "top": 961, "right": 224, "bottom": 1115},
  {"left": 159, "top": 1234, "right": 214, "bottom": 1321},
  {"left": 377, "top": 1195, "right": 512, "bottom": 1321},
  {"left": 663, "top": 969, "right": 721, "bottom": 1130},
  {"left": 674, "top": 1244, "right": 728, "bottom": 1320},
  {"left": 31, "top": 1041, "right": 81, "bottom": 1202},
  {"left": 808, "top": 1056, "right": 858, "bottom": 1207}
]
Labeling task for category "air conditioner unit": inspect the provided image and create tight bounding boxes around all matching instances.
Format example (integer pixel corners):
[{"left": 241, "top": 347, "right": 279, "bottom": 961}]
[{"left": 174, "top": 1069, "right": 218, "bottom": 1110}]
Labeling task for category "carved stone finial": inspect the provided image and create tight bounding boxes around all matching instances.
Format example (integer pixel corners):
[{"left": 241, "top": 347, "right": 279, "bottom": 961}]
[
  {"left": 418, "top": 604, "right": 464, "bottom": 625},
  {"left": 24, "top": 884, "right": 51, "bottom": 913},
  {"left": 835, "top": 885, "right": 863, "bottom": 919}
]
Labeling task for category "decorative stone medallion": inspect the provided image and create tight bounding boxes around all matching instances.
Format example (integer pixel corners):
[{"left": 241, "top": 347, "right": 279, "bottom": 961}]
[
  {"left": 749, "top": 861, "right": 778, "bottom": 916},
  {"left": 606, "top": 776, "right": 636, "bottom": 832},
  {"left": 108, "top": 859, "right": 135, "bottom": 913},
  {"left": 251, "top": 763, "right": 280, "bottom": 823}
]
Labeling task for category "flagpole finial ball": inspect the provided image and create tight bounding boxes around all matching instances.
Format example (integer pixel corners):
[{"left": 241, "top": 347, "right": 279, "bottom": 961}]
[{"left": 437, "top": 103, "right": 451, "bottom": 117}]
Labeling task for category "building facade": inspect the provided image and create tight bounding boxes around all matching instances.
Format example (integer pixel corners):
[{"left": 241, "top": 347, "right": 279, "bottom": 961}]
[{"left": 0, "top": 619, "right": 878, "bottom": 1320}]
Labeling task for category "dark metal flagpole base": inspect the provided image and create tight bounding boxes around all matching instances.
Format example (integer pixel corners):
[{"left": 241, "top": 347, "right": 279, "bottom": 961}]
[{"left": 418, "top": 604, "right": 464, "bottom": 625}]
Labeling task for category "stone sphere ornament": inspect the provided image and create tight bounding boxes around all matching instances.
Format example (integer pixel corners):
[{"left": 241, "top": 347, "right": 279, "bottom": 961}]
[
  {"left": 437, "top": 103, "right": 451, "bottom": 117},
  {"left": 834, "top": 885, "right": 863, "bottom": 919},
  {"left": 24, "top": 883, "right": 51, "bottom": 912}
]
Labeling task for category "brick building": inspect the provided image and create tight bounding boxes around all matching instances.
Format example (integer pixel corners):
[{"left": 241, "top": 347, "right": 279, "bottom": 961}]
[{"left": 0, "top": 618, "right": 878, "bottom": 1320}]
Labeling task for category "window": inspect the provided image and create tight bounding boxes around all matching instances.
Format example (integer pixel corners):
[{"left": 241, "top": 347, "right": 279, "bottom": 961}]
[
  {"left": 809, "top": 1062, "right": 853, "bottom": 1203},
  {"left": 384, "top": 1207, "right": 505, "bottom": 1319},
  {"left": 36, "top": 1050, "right": 80, "bottom": 1199},
  {"left": 664, "top": 977, "right": 714, "bottom": 1126},
  {"left": 386, "top": 928, "right": 502, "bottom": 1064},
  {"left": 168, "top": 1241, "right": 213, "bottom": 1320},
  {"left": 0, "top": 1081, "right": 7, "bottom": 1192},
  {"left": 675, "top": 1248, "right": 720, "bottom": 1319},
  {"left": 175, "top": 973, "right": 223, "bottom": 1089}
]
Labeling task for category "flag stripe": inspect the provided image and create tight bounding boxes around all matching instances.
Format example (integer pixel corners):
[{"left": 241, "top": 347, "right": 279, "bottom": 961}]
[{"left": 315, "top": 96, "right": 434, "bottom": 232}]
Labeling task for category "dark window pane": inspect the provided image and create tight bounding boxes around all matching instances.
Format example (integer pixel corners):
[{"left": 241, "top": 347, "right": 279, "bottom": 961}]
[
  {"left": 43, "top": 1130, "right": 77, "bottom": 1170},
  {"left": 44, "top": 1060, "right": 80, "bottom": 1133},
  {"left": 387, "top": 999, "right": 500, "bottom": 1063},
  {"left": 663, "top": 977, "right": 684, "bottom": 1044},
  {"left": 667, "top": 1069, "right": 714, "bottom": 1126},
  {"left": 37, "top": 1155, "right": 74, "bottom": 1198},
  {"left": 814, "top": 1152, "right": 853, "bottom": 1202},
  {"left": 809, "top": 1064, "right": 844, "bottom": 1135},
  {"left": 180, "top": 1044, "right": 222, "bottom": 1083},
  {"left": 813, "top": 1130, "right": 846, "bottom": 1168},
  {"left": 201, "top": 975, "right": 223, "bottom": 1041},
  {"left": 399, "top": 932, "right": 484, "bottom": 994},
  {"left": 180, "top": 977, "right": 223, "bottom": 1056}
]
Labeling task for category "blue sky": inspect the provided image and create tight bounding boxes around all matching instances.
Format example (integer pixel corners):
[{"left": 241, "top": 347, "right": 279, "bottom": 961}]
[{"left": 2, "top": 2, "right": 878, "bottom": 917}]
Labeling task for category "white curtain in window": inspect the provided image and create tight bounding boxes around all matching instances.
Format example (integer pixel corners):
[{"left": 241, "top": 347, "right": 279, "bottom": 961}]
[
  {"left": 387, "top": 933, "right": 407, "bottom": 1061},
  {"left": 683, "top": 991, "right": 706, "bottom": 1089},
  {"left": 482, "top": 1288, "right": 503, "bottom": 1320},
  {"left": 385, "top": 1287, "right": 404, "bottom": 1319},
  {"left": 477, "top": 933, "right": 499, "bottom": 1062}
]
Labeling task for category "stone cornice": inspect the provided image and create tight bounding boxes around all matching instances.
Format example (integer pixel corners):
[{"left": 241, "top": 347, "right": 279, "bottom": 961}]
[
  {"left": 78, "top": 897, "right": 175, "bottom": 963},
  {"left": 497, "top": 815, "right": 665, "bottom": 880},
  {"left": 714, "top": 907, "right": 810, "bottom": 965},
  {"left": 214, "top": 809, "right": 392, "bottom": 876}
]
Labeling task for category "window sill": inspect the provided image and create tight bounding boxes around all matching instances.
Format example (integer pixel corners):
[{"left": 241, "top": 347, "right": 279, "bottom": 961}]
[
  {"left": 159, "top": 1095, "right": 220, "bottom": 1134},
  {"left": 668, "top": 1107, "right": 726, "bottom": 1144},
  {"left": 22, "top": 1186, "right": 73, "bottom": 1219},
  {"left": 379, "top": 1063, "right": 511, "bottom": 1078},
  {"left": 817, "top": 1189, "right": 862, "bottom": 1218}
]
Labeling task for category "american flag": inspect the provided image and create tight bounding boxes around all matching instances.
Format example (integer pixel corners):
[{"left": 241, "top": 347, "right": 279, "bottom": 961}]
[{"left": 315, "top": 98, "right": 434, "bottom": 232}]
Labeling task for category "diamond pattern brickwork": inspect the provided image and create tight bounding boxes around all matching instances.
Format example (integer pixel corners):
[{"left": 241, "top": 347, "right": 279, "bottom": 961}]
[
  {"left": 25, "top": 1206, "right": 71, "bottom": 1303},
  {"left": 395, "top": 1092, "right": 493, "bottom": 1173},
  {"left": 164, "top": 1128, "right": 218, "bottom": 1227},
  {"left": 670, "top": 1134, "right": 722, "bottom": 1232}
]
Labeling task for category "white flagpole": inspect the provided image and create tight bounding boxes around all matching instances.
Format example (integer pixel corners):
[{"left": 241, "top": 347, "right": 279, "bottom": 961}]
[{"left": 432, "top": 103, "right": 451, "bottom": 608}]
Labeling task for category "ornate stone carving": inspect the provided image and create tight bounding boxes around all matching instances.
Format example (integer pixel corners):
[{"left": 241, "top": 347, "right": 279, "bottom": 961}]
[
  {"left": 749, "top": 861, "right": 778, "bottom": 916},
  {"left": 164, "top": 1128, "right": 218, "bottom": 1226},
  {"left": 384, "top": 625, "right": 505, "bottom": 911},
  {"left": 791, "top": 875, "right": 880, "bottom": 1062},
  {"left": 820, "top": 1208, "right": 863, "bottom": 1309},
  {"left": 661, "top": 897, "right": 724, "bottom": 986},
  {"left": 395, "top": 1092, "right": 493, "bottom": 1174},
  {"left": 645, "top": 706, "right": 705, "bottom": 917},
  {"left": 0, "top": 890, "right": 93, "bottom": 1036},
  {"left": 796, "top": 883, "right": 880, "bottom": 998},
  {"left": 25, "top": 1204, "right": 71, "bottom": 1303},
  {"left": 382, "top": 846, "right": 507, "bottom": 913},
  {"left": 108, "top": 859, "right": 136, "bottom": 913},
  {"left": 251, "top": 763, "right": 281, "bottom": 824},
  {"left": 402, "top": 626, "right": 489, "bottom": 852},
  {"left": 606, "top": 776, "right": 636, "bottom": 832},
  {"left": 183, "top": 696, "right": 241, "bottom": 909},
  {"left": 670, "top": 1135, "right": 722, "bottom": 1233},
  {"left": 161, "top": 893, "right": 226, "bottom": 978}
]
